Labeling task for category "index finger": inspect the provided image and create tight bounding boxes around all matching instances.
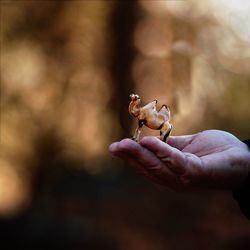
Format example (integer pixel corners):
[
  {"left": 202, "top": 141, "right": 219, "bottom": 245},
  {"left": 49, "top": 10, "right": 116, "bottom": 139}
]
[
  {"left": 140, "top": 136, "right": 187, "bottom": 175},
  {"left": 109, "top": 139, "right": 179, "bottom": 187},
  {"left": 110, "top": 138, "right": 161, "bottom": 169},
  {"left": 167, "top": 134, "right": 197, "bottom": 150}
]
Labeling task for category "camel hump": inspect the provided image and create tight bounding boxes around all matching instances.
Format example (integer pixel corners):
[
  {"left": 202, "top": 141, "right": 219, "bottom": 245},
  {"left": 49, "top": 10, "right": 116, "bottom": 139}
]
[
  {"left": 141, "top": 100, "right": 157, "bottom": 111},
  {"left": 158, "top": 104, "right": 170, "bottom": 120}
]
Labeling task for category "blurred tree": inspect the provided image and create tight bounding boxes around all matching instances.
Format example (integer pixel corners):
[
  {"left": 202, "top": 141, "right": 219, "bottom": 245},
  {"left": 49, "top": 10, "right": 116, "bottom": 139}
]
[
  {"left": 109, "top": 0, "right": 138, "bottom": 138},
  {"left": 1, "top": 1, "right": 250, "bottom": 249}
]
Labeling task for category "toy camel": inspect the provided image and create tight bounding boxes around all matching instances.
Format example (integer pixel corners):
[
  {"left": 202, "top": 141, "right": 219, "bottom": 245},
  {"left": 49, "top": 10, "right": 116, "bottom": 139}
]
[{"left": 128, "top": 94, "right": 173, "bottom": 142}]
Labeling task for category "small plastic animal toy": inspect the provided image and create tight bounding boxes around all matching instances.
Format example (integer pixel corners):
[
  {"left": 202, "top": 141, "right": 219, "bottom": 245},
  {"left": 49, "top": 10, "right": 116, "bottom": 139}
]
[{"left": 128, "top": 94, "right": 173, "bottom": 142}]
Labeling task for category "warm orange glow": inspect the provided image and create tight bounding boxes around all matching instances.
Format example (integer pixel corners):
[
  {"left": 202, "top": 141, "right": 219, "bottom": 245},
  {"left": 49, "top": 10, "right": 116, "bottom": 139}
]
[
  {"left": 132, "top": 55, "right": 172, "bottom": 103},
  {"left": 134, "top": 18, "right": 172, "bottom": 58},
  {"left": 1, "top": 0, "right": 250, "bottom": 222},
  {"left": 0, "top": 160, "right": 30, "bottom": 216}
]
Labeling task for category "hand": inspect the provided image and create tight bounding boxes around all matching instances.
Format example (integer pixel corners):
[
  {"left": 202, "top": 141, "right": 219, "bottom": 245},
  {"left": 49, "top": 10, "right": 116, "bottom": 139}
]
[{"left": 109, "top": 130, "right": 250, "bottom": 191}]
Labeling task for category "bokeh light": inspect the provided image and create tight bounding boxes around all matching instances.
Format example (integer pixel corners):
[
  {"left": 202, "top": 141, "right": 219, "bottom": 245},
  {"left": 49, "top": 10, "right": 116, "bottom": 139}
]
[{"left": 1, "top": 0, "right": 250, "bottom": 249}]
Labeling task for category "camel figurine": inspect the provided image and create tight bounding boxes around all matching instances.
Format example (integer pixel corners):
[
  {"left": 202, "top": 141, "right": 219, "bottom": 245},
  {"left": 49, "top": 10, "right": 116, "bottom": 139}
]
[{"left": 128, "top": 94, "right": 173, "bottom": 142}]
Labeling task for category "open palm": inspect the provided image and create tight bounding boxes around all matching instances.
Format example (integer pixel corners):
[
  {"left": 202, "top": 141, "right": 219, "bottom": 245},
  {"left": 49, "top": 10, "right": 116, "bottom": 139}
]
[{"left": 109, "top": 130, "right": 250, "bottom": 191}]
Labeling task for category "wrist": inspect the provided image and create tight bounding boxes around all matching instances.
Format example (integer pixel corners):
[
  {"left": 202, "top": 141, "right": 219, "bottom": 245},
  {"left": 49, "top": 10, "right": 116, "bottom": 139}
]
[
  {"left": 232, "top": 139, "right": 250, "bottom": 219},
  {"left": 233, "top": 139, "right": 250, "bottom": 189},
  {"left": 243, "top": 139, "right": 250, "bottom": 173}
]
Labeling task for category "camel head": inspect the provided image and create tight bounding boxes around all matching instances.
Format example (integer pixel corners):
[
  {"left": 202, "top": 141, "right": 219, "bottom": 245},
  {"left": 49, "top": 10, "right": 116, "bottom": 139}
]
[{"left": 129, "top": 93, "right": 140, "bottom": 101}]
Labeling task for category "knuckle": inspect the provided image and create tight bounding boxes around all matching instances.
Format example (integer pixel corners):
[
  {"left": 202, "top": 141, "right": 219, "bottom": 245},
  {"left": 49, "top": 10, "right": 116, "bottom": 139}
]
[{"left": 146, "top": 162, "right": 161, "bottom": 171}]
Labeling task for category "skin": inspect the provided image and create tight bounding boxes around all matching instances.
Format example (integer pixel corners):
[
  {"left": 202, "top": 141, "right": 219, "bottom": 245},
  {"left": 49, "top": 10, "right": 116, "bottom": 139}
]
[{"left": 109, "top": 130, "right": 250, "bottom": 191}]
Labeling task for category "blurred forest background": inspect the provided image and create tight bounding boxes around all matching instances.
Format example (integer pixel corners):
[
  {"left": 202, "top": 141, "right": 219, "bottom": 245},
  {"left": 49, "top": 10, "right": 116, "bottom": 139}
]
[{"left": 1, "top": 0, "right": 250, "bottom": 249}]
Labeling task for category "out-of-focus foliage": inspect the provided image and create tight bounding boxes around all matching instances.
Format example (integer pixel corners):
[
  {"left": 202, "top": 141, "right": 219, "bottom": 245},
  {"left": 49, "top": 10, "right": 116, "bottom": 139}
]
[
  {"left": 1, "top": 0, "right": 116, "bottom": 215},
  {"left": 1, "top": 0, "right": 250, "bottom": 249}
]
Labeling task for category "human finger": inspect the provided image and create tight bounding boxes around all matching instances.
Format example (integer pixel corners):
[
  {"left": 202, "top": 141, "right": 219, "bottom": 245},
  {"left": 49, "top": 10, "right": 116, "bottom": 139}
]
[
  {"left": 110, "top": 139, "right": 178, "bottom": 189},
  {"left": 109, "top": 141, "right": 121, "bottom": 154},
  {"left": 114, "top": 139, "right": 162, "bottom": 168},
  {"left": 167, "top": 134, "right": 197, "bottom": 150},
  {"left": 140, "top": 136, "right": 187, "bottom": 175},
  {"left": 112, "top": 151, "right": 148, "bottom": 174},
  {"left": 112, "top": 139, "right": 179, "bottom": 187},
  {"left": 109, "top": 139, "right": 162, "bottom": 174},
  {"left": 111, "top": 150, "right": 169, "bottom": 186}
]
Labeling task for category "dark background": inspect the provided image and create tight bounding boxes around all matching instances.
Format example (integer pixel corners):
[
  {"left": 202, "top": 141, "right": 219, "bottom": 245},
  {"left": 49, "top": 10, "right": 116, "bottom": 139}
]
[{"left": 1, "top": 1, "right": 250, "bottom": 249}]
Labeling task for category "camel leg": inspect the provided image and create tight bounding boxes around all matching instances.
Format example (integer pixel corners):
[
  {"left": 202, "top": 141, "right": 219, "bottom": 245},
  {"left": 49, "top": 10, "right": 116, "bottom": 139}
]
[
  {"left": 160, "top": 122, "right": 173, "bottom": 142},
  {"left": 132, "top": 120, "right": 144, "bottom": 142}
]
